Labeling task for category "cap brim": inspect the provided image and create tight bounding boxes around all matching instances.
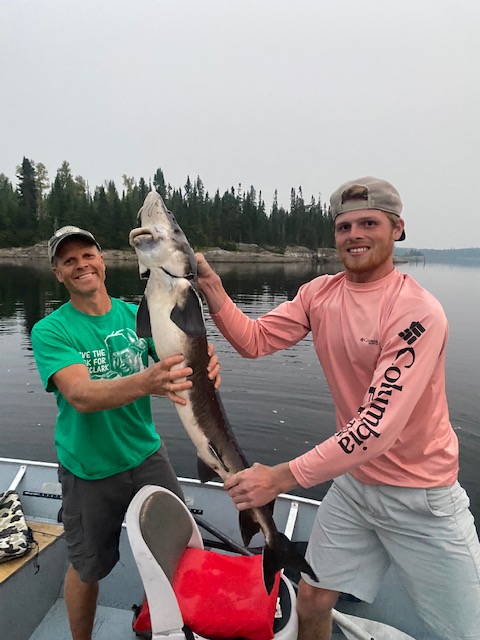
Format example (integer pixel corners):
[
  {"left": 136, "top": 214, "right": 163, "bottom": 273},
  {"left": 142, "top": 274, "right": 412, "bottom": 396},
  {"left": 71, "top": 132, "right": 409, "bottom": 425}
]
[{"left": 49, "top": 232, "right": 100, "bottom": 261}]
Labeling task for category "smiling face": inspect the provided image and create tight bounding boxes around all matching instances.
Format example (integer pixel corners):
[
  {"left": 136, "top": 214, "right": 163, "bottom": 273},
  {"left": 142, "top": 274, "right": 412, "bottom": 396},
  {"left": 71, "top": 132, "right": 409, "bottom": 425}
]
[
  {"left": 52, "top": 238, "right": 107, "bottom": 302},
  {"left": 334, "top": 209, "right": 405, "bottom": 283}
]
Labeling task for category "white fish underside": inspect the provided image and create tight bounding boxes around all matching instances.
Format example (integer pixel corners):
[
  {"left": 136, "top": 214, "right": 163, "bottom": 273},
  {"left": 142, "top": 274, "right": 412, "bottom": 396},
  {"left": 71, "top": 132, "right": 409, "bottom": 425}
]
[{"left": 145, "top": 274, "right": 232, "bottom": 479}]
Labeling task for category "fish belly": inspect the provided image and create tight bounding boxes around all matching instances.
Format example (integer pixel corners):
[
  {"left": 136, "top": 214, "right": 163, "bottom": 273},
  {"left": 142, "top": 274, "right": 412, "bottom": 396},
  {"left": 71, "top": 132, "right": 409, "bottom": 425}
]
[{"left": 146, "top": 288, "right": 228, "bottom": 477}]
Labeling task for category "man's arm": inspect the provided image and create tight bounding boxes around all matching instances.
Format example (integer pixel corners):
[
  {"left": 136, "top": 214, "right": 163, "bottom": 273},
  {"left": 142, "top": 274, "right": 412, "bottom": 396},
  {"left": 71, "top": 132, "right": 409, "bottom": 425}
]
[
  {"left": 54, "top": 344, "right": 222, "bottom": 413},
  {"left": 195, "top": 253, "right": 228, "bottom": 314},
  {"left": 196, "top": 253, "right": 311, "bottom": 358},
  {"left": 52, "top": 355, "right": 194, "bottom": 413}
]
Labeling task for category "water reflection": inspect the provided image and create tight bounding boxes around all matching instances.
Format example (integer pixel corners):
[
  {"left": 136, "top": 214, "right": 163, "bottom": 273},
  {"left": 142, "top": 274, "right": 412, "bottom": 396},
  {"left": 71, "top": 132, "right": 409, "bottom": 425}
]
[
  {"left": 0, "top": 263, "right": 67, "bottom": 335},
  {"left": 213, "top": 261, "right": 344, "bottom": 301},
  {"left": 0, "top": 260, "right": 344, "bottom": 334}
]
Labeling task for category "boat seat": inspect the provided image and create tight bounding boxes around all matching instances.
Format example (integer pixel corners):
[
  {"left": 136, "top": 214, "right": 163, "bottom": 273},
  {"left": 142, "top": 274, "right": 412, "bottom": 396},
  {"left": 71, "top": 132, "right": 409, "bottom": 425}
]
[{"left": 126, "top": 485, "right": 298, "bottom": 640}]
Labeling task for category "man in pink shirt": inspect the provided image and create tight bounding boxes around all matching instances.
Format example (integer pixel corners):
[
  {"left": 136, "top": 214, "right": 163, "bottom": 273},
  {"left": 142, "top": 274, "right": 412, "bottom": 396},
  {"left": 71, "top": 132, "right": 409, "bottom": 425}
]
[{"left": 196, "top": 177, "right": 480, "bottom": 640}]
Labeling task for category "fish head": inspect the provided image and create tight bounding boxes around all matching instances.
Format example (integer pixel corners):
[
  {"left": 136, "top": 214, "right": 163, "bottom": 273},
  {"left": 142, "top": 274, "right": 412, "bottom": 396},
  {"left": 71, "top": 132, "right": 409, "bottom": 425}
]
[{"left": 129, "top": 190, "right": 197, "bottom": 280}]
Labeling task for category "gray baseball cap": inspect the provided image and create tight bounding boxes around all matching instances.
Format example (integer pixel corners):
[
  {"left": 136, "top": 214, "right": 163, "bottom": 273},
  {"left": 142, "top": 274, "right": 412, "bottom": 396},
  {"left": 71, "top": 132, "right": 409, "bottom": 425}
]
[
  {"left": 330, "top": 176, "right": 405, "bottom": 241},
  {"left": 48, "top": 226, "right": 101, "bottom": 262}
]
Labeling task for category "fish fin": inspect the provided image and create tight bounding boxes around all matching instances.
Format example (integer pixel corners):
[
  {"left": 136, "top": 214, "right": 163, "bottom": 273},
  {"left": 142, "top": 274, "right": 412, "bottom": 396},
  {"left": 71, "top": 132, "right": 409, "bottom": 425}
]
[
  {"left": 239, "top": 510, "right": 261, "bottom": 548},
  {"left": 197, "top": 456, "right": 219, "bottom": 483},
  {"left": 139, "top": 262, "right": 150, "bottom": 280},
  {"left": 170, "top": 287, "right": 206, "bottom": 337},
  {"left": 136, "top": 296, "right": 152, "bottom": 338},
  {"left": 207, "top": 443, "right": 230, "bottom": 473},
  {"left": 262, "top": 532, "right": 318, "bottom": 594}
]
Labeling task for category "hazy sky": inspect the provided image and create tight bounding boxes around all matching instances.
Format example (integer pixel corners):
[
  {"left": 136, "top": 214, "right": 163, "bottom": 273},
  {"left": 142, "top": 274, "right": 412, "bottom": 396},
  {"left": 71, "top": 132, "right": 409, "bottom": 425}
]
[{"left": 2, "top": 0, "right": 480, "bottom": 249}]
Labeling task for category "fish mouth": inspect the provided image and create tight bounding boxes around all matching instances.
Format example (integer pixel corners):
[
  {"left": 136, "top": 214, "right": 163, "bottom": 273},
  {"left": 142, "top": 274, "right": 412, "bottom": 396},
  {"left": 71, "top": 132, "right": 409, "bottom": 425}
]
[{"left": 129, "top": 227, "right": 156, "bottom": 247}]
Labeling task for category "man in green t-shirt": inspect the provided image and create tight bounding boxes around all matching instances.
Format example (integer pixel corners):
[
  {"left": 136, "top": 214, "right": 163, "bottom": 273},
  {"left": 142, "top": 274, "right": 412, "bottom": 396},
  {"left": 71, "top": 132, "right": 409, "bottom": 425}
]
[{"left": 31, "top": 225, "right": 221, "bottom": 640}]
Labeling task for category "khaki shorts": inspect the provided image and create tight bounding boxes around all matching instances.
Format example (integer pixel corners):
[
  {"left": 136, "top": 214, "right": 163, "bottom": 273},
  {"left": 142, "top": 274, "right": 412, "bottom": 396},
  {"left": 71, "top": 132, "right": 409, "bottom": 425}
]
[
  {"left": 303, "top": 473, "right": 480, "bottom": 639},
  {"left": 59, "top": 445, "right": 183, "bottom": 582}
]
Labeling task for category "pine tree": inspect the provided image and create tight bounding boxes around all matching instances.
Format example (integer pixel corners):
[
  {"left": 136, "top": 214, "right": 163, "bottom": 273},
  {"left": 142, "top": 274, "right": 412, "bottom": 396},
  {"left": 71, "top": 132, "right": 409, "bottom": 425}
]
[
  {"left": 45, "top": 162, "right": 84, "bottom": 235},
  {"left": 0, "top": 174, "right": 19, "bottom": 246},
  {"left": 16, "top": 157, "right": 38, "bottom": 245},
  {"left": 153, "top": 168, "right": 167, "bottom": 200},
  {"left": 35, "top": 162, "right": 50, "bottom": 238}
]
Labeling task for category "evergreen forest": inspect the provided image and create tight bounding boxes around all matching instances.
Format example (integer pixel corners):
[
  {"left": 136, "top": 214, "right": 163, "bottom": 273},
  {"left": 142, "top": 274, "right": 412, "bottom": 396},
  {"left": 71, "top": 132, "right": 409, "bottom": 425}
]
[{"left": 0, "top": 158, "right": 335, "bottom": 251}]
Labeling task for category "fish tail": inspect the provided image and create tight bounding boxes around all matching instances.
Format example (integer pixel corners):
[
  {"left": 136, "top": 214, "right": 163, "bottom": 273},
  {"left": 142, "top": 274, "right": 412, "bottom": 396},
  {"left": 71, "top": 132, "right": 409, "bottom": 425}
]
[
  {"left": 238, "top": 500, "right": 276, "bottom": 547},
  {"left": 239, "top": 509, "right": 261, "bottom": 547},
  {"left": 262, "top": 532, "right": 318, "bottom": 594}
]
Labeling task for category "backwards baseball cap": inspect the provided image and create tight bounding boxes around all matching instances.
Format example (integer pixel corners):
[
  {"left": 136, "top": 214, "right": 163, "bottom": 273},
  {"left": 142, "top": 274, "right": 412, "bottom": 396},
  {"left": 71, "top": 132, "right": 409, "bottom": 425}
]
[
  {"left": 48, "top": 225, "right": 101, "bottom": 263},
  {"left": 330, "top": 176, "right": 405, "bottom": 241}
]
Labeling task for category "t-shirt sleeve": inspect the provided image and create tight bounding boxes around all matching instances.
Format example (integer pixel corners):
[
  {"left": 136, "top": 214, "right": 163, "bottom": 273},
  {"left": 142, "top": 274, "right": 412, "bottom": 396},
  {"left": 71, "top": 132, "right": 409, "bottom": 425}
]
[{"left": 30, "top": 320, "right": 86, "bottom": 392}]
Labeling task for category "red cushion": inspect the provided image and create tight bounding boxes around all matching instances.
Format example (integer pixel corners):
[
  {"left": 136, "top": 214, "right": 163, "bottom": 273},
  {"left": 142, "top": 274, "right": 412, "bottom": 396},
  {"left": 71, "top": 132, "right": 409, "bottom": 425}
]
[
  {"left": 134, "top": 548, "right": 281, "bottom": 640},
  {"left": 132, "top": 603, "right": 151, "bottom": 638}
]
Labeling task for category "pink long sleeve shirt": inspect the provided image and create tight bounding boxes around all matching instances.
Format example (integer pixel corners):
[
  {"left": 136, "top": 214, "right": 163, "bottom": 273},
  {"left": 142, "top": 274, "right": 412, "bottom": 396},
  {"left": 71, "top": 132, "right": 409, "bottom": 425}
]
[{"left": 211, "top": 269, "right": 458, "bottom": 489}]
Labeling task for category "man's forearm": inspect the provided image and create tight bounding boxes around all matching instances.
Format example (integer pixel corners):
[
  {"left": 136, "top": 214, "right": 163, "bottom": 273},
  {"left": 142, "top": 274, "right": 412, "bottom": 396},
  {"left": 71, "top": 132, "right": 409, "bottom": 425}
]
[
  {"left": 198, "top": 270, "right": 228, "bottom": 314},
  {"left": 54, "top": 356, "right": 192, "bottom": 413},
  {"left": 195, "top": 253, "right": 228, "bottom": 314},
  {"left": 276, "top": 462, "right": 299, "bottom": 494},
  {"left": 65, "top": 368, "right": 152, "bottom": 413}
]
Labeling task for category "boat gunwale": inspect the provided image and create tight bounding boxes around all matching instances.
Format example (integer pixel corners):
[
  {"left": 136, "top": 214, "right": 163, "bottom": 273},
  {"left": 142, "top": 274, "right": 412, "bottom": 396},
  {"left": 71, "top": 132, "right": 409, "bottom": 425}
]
[{"left": 0, "top": 456, "right": 321, "bottom": 508}]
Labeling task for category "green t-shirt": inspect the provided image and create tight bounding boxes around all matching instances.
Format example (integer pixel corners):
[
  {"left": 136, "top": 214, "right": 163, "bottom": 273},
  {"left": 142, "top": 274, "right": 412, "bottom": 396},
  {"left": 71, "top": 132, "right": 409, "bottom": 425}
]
[{"left": 30, "top": 298, "right": 161, "bottom": 480}]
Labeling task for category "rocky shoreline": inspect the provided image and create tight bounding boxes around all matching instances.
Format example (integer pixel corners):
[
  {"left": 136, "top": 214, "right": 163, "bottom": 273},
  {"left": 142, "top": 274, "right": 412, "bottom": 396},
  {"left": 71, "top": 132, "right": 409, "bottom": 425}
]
[
  {"left": 0, "top": 242, "right": 340, "bottom": 264},
  {"left": 0, "top": 243, "right": 412, "bottom": 266}
]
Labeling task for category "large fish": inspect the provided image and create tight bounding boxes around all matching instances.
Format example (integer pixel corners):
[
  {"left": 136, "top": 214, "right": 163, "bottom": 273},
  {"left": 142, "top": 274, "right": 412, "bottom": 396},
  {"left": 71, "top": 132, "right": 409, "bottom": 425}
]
[{"left": 129, "top": 190, "right": 317, "bottom": 593}]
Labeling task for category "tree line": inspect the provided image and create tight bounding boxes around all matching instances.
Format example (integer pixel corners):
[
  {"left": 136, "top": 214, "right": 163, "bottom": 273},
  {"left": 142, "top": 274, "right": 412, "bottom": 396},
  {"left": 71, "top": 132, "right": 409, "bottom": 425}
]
[{"left": 0, "top": 157, "right": 335, "bottom": 251}]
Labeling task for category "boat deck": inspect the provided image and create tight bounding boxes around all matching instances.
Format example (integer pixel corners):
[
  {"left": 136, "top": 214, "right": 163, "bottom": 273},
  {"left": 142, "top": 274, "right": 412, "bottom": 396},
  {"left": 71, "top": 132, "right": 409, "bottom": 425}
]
[
  {"left": 23, "top": 599, "right": 137, "bottom": 640},
  {"left": 25, "top": 598, "right": 347, "bottom": 640},
  {"left": 1, "top": 521, "right": 349, "bottom": 640}
]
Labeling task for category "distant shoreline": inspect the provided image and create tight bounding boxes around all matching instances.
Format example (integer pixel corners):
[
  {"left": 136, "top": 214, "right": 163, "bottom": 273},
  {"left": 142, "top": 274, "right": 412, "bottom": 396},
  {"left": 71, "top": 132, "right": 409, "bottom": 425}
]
[
  {"left": 0, "top": 243, "right": 341, "bottom": 264},
  {"left": 0, "top": 243, "right": 417, "bottom": 266}
]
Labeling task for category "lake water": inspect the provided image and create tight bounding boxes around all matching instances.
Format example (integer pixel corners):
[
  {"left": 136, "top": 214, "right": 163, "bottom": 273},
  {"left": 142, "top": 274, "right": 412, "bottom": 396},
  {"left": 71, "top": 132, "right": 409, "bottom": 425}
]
[{"left": 1, "top": 258, "right": 479, "bottom": 528}]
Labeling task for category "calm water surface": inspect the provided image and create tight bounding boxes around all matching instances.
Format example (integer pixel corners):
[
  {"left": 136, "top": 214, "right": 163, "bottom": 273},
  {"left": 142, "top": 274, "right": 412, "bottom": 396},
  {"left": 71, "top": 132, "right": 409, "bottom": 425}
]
[{"left": 0, "top": 258, "right": 479, "bottom": 526}]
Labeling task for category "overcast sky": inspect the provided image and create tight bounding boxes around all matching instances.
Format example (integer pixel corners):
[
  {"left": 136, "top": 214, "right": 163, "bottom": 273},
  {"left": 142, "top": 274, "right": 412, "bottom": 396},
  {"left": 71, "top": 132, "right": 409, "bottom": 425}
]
[{"left": 2, "top": 0, "right": 479, "bottom": 249}]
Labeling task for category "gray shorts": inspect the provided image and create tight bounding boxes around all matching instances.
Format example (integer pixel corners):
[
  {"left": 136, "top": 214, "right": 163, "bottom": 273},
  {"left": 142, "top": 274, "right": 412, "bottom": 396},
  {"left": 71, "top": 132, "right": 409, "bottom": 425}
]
[
  {"left": 303, "top": 473, "right": 480, "bottom": 640},
  {"left": 58, "top": 445, "right": 183, "bottom": 582}
]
